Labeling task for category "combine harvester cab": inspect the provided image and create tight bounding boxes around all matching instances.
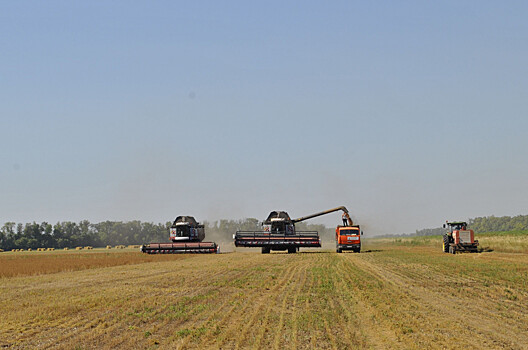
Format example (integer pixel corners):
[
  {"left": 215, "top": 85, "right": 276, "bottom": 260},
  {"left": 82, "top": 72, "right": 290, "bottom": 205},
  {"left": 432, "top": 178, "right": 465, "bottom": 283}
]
[
  {"left": 141, "top": 216, "right": 219, "bottom": 254},
  {"left": 234, "top": 211, "right": 321, "bottom": 254},
  {"left": 442, "top": 221, "right": 479, "bottom": 254}
]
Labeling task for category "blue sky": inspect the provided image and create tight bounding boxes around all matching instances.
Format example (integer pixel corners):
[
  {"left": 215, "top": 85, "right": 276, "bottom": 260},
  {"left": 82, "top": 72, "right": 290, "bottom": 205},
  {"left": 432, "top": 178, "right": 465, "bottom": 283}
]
[{"left": 1, "top": 1, "right": 527, "bottom": 234}]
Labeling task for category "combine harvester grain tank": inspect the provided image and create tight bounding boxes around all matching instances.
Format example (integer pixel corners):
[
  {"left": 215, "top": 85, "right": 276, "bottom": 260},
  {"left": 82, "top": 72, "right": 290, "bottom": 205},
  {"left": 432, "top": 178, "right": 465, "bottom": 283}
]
[{"left": 140, "top": 216, "right": 219, "bottom": 254}]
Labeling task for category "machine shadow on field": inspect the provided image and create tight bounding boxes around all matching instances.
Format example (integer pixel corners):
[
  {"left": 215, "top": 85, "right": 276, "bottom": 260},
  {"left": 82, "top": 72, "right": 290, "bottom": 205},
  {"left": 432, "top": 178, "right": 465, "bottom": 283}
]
[
  {"left": 251, "top": 249, "right": 384, "bottom": 254},
  {"left": 479, "top": 247, "right": 494, "bottom": 252}
]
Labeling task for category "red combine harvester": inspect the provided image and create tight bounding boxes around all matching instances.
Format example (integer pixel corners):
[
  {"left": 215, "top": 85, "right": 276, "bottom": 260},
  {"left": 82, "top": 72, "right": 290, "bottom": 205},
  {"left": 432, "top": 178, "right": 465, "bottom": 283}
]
[
  {"left": 140, "top": 216, "right": 219, "bottom": 254},
  {"left": 234, "top": 206, "right": 356, "bottom": 254}
]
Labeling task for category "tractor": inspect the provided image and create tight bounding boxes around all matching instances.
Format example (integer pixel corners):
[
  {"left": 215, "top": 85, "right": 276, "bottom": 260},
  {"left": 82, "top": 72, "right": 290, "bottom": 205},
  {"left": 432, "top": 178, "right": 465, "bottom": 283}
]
[{"left": 442, "top": 221, "right": 478, "bottom": 254}]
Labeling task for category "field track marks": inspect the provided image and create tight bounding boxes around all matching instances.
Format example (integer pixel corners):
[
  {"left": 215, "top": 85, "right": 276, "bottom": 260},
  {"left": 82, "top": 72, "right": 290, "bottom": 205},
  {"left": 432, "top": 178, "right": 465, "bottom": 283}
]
[
  {"left": 172, "top": 255, "right": 281, "bottom": 349},
  {"left": 303, "top": 255, "right": 318, "bottom": 349},
  {"left": 315, "top": 255, "right": 340, "bottom": 350},
  {"left": 4, "top": 254, "right": 256, "bottom": 349},
  {"left": 188, "top": 255, "right": 295, "bottom": 349},
  {"left": 286, "top": 257, "right": 308, "bottom": 350},
  {"left": 329, "top": 258, "right": 364, "bottom": 348},
  {"left": 64, "top": 264, "right": 237, "bottom": 349},
  {"left": 320, "top": 295, "right": 338, "bottom": 349},
  {"left": 270, "top": 256, "right": 308, "bottom": 350},
  {"left": 172, "top": 268, "right": 256, "bottom": 349},
  {"left": 140, "top": 255, "right": 279, "bottom": 349},
  {"left": 345, "top": 253, "right": 475, "bottom": 348},
  {"left": 338, "top": 254, "right": 404, "bottom": 349},
  {"left": 251, "top": 262, "right": 305, "bottom": 349},
  {"left": 176, "top": 290, "right": 244, "bottom": 349},
  {"left": 264, "top": 255, "right": 310, "bottom": 349},
  {"left": 350, "top": 252, "right": 528, "bottom": 349},
  {"left": 231, "top": 263, "right": 299, "bottom": 349}
]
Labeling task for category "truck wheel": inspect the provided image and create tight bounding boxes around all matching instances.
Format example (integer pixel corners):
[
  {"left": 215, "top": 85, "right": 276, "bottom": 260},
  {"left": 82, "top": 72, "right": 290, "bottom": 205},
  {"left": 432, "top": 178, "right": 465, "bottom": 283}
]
[
  {"left": 261, "top": 247, "right": 270, "bottom": 254},
  {"left": 442, "top": 235, "right": 450, "bottom": 253},
  {"left": 336, "top": 248, "right": 342, "bottom": 253},
  {"left": 288, "top": 247, "right": 296, "bottom": 254}
]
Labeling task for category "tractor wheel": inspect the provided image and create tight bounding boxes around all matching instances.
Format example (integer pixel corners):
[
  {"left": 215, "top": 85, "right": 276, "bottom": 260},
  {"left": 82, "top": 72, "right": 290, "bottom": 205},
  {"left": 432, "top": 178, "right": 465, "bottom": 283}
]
[
  {"left": 449, "top": 245, "right": 456, "bottom": 254},
  {"left": 288, "top": 247, "right": 296, "bottom": 254},
  {"left": 261, "top": 247, "right": 270, "bottom": 254},
  {"left": 442, "top": 235, "right": 450, "bottom": 253}
]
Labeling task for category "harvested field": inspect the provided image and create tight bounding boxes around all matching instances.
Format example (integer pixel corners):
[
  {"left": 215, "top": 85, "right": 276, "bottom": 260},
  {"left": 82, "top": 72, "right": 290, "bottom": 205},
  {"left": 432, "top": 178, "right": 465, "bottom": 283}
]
[
  {"left": 1, "top": 242, "right": 527, "bottom": 349},
  {"left": 0, "top": 250, "right": 189, "bottom": 278}
]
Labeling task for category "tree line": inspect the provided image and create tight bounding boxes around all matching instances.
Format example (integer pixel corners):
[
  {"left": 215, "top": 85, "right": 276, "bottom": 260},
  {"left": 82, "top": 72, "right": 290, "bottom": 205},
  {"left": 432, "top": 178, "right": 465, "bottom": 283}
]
[
  {"left": 0, "top": 221, "right": 169, "bottom": 251},
  {"left": 468, "top": 215, "right": 528, "bottom": 233},
  {"left": 0, "top": 218, "right": 334, "bottom": 250}
]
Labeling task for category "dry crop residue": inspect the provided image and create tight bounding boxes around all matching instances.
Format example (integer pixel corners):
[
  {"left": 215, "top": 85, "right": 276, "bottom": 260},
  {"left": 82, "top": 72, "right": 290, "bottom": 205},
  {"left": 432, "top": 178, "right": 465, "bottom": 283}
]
[
  {"left": 0, "top": 250, "right": 191, "bottom": 278},
  {"left": 0, "top": 246, "right": 527, "bottom": 349}
]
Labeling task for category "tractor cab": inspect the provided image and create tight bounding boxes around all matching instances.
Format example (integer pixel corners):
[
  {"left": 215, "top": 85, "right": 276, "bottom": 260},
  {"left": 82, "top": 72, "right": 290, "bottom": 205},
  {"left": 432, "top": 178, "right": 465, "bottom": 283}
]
[{"left": 444, "top": 221, "right": 467, "bottom": 233}]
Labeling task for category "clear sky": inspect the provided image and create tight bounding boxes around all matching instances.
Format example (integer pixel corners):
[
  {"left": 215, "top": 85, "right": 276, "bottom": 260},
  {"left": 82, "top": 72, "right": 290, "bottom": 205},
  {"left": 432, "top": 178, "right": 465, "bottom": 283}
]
[{"left": 1, "top": 1, "right": 527, "bottom": 235}]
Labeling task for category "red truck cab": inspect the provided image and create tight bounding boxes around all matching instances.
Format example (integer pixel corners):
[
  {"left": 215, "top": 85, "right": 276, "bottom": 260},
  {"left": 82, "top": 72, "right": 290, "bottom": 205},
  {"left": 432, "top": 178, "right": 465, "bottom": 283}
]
[{"left": 336, "top": 225, "right": 362, "bottom": 253}]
